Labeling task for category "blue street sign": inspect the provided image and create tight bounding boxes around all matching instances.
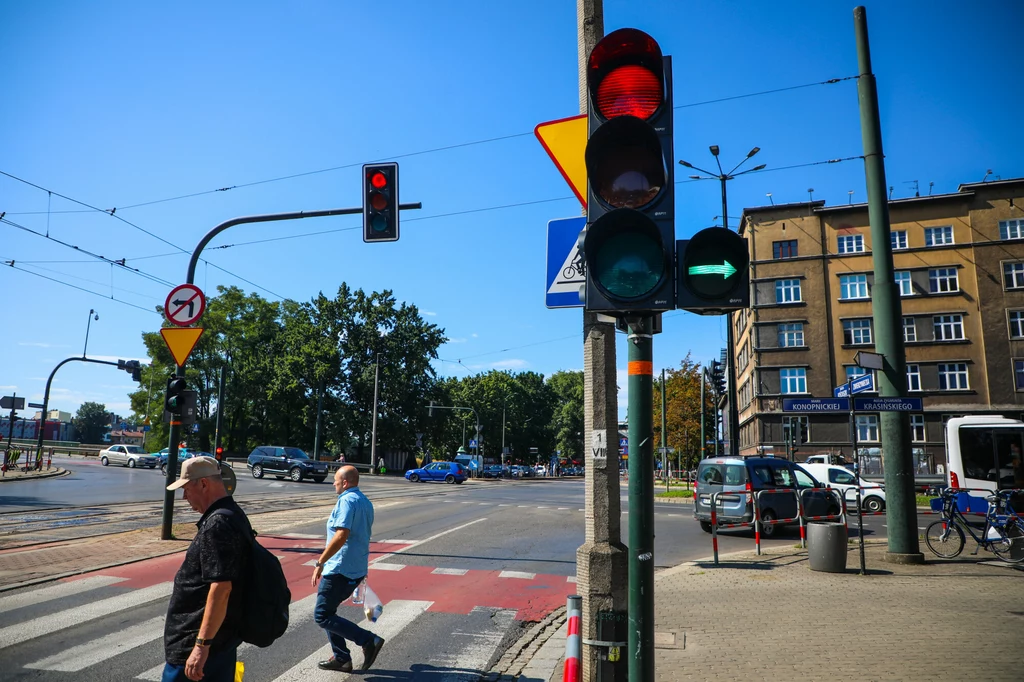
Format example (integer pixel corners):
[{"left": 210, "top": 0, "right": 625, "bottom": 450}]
[
  {"left": 120, "top": 421, "right": 128, "bottom": 430},
  {"left": 142, "top": 425, "right": 151, "bottom": 432},
  {"left": 546, "top": 216, "right": 587, "bottom": 308},
  {"left": 853, "top": 397, "right": 924, "bottom": 412},
  {"left": 619, "top": 438, "right": 628, "bottom": 448},
  {"left": 833, "top": 374, "right": 874, "bottom": 398},
  {"left": 782, "top": 397, "right": 850, "bottom": 412},
  {"left": 469, "top": 439, "right": 478, "bottom": 448}
]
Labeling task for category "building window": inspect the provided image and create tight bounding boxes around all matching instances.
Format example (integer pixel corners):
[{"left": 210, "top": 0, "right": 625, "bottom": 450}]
[
  {"left": 735, "top": 308, "right": 748, "bottom": 335},
  {"left": 1010, "top": 311, "right": 1024, "bottom": 339},
  {"left": 924, "top": 225, "right": 954, "bottom": 246},
  {"left": 1003, "top": 262, "right": 1024, "bottom": 290},
  {"left": 929, "top": 267, "right": 959, "bottom": 293},
  {"left": 838, "top": 234, "right": 865, "bottom": 254},
  {"left": 894, "top": 271, "right": 913, "bottom": 296},
  {"left": 783, "top": 416, "right": 809, "bottom": 444},
  {"left": 737, "top": 340, "right": 750, "bottom": 371},
  {"left": 839, "top": 274, "right": 869, "bottom": 300},
  {"left": 903, "top": 317, "right": 917, "bottom": 342},
  {"left": 773, "top": 240, "right": 798, "bottom": 259},
  {"left": 739, "top": 379, "right": 753, "bottom": 409},
  {"left": 845, "top": 366, "right": 873, "bottom": 383},
  {"left": 910, "top": 414, "right": 925, "bottom": 442},
  {"left": 843, "top": 318, "right": 873, "bottom": 345},
  {"left": 775, "top": 279, "right": 802, "bottom": 303},
  {"left": 938, "top": 363, "right": 969, "bottom": 390},
  {"left": 891, "top": 230, "right": 908, "bottom": 250},
  {"left": 780, "top": 368, "right": 807, "bottom": 394},
  {"left": 1000, "top": 219, "right": 1024, "bottom": 241},
  {"left": 933, "top": 314, "right": 964, "bottom": 341},
  {"left": 1016, "top": 360, "right": 1024, "bottom": 391},
  {"left": 778, "top": 323, "right": 804, "bottom": 348},
  {"left": 856, "top": 415, "right": 879, "bottom": 442},
  {"left": 907, "top": 364, "right": 921, "bottom": 391}
]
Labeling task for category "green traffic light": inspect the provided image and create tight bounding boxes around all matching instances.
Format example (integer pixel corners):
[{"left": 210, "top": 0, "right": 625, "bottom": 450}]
[
  {"left": 593, "top": 232, "right": 664, "bottom": 298},
  {"left": 687, "top": 261, "right": 737, "bottom": 278}
]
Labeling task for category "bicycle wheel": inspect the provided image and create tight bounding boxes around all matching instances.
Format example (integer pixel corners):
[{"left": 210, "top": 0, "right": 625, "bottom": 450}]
[
  {"left": 925, "top": 520, "right": 965, "bottom": 558},
  {"left": 991, "top": 518, "right": 1024, "bottom": 564}
]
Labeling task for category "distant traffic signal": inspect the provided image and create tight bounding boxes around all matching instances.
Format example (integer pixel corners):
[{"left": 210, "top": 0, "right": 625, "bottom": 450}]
[
  {"left": 581, "top": 28, "right": 675, "bottom": 314},
  {"left": 677, "top": 227, "right": 750, "bottom": 313},
  {"left": 215, "top": 446, "right": 224, "bottom": 460},
  {"left": 118, "top": 359, "right": 143, "bottom": 382},
  {"left": 165, "top": 375, "right": 186, "bottom": 414},
  {"left": 710, "top": 361, "right": 726, "bottom": 395},
  {"left": 362, "top": 163, "right": 399, "bottom": 242}
]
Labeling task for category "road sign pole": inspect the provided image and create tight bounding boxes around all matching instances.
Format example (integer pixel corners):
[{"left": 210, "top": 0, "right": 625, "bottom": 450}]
[
  {"left": 662, "top": 368, "right": 668, "bottom": 494},
  {"left": 627, "top": 316, "right": 655, "bottom": 681},
  {"left": 855, "top": 6, "right": 921, "bottom": 563}
]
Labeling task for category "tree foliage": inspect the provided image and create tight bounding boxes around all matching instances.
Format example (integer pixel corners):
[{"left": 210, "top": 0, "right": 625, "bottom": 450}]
[
  {"left": 652, "top": 354, "right": 713, "bottom": 472},
  {"left": 74, "top": 401, "right": 109, "bottom": 444}
]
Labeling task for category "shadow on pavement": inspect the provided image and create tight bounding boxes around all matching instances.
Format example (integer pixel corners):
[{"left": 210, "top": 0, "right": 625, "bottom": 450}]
[{"left": 363, "top": 665, "right": 485, "bottom": 680}]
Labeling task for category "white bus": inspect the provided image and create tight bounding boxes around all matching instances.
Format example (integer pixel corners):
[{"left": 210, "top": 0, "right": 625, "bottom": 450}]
[{"left": 944, "top": 416, "right": 1024, "bottom": 502}]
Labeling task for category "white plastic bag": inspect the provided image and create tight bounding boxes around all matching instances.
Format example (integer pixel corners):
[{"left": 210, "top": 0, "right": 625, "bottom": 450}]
[
  {"left": 363, "top": 583, "right": 383, "bottom": 622},
  {"left": 350, "top": 581, "right": 364, "bottom": 605}
]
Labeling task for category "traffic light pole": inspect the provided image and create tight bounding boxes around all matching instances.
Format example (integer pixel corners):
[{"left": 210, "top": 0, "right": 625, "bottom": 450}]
[
  {"left": 160, "top": 202, "right": 423, "bottom": 540},
  {"left": 853, "top": 6, "right": 922, "bottom": 564},
  {"left": 626, "top": 316, "right": 655, "bottom": 681},
  {"left": 34, "top": 356, "right": 124, "bottom": 460}
]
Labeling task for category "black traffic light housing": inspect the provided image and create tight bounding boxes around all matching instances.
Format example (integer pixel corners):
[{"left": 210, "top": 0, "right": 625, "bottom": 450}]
[
  {"left": 710, "top": 360, "right": 726, "bottom": 395},
  {"left": 677, "top": 227, "right": 750, "bottom": 314},
  {"left": 165, "top": 375, "right": 186, "bottom": 414},
  {"left": 582, "top": 28, "right": 675, "bottom": 314},
  {"left": 362, "top": 163, "right": 399, "bottom": 242},
  {"left": 118, "top": 359, "right": 143, "bottom": 382}
]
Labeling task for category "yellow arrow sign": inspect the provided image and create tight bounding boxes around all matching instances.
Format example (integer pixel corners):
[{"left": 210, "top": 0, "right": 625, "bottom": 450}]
[
  {"left": 161, "top": 327, "right": 204, "bottom": 366},
  {"left": 534, "top": 114, "right": 587, "bottom": 209}
]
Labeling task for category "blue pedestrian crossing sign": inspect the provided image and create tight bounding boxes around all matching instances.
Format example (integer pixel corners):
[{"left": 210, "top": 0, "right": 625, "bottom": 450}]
[{"left": 546, "top": 216, "right": 587, "bottom": 308}]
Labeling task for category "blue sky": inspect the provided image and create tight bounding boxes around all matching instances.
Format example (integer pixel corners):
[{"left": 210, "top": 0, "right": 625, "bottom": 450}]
[{"left": 2, "top": 0, "right": 1022, "bottom": 419}]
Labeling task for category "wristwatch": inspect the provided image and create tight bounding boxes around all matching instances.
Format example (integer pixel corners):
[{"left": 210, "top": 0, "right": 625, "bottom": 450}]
[
  {"left": 314, "top": 560, "right": 325, "bottom": 568},
  {"left": 195, "top": 637, "right": 212, "bottom": 647}
]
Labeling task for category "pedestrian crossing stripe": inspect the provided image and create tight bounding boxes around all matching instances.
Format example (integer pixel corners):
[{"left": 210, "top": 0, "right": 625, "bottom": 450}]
[
  {"left": 26, "top": 616, "right": 165, "bottom": 672},
  {"left": 0, "top": 575, "right": 126, "bottom": 615}
]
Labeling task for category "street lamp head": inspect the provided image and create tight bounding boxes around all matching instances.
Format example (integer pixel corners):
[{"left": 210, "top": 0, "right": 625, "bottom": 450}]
[
  {"left": 678, "top": 159, "right": 693, "bottom": 168},
  {"left": 750, "top": 164, "right": 767, "bottom": 172},
  {"left": 688, "top": 175, "right": 702, "bottom": 180},
  {"left": 94, "top": 313, "right": 99, "bottom": 321},
  {"left": 709, "top": 145, "right": 720, "bottom": 156},
  {"left": 747, "top": 146, "right": 761, "bottom": 158}
]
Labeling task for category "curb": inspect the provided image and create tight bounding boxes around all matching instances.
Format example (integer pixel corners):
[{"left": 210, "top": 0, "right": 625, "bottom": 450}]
[
  {"left": 483, "top": 605, "right": 567, "bottom": 681},
  {"left": 0, "top": 467, "right": 70, "bottom": 483},
  {"left": 653, "top": 494, "right": 693, "bottom": 504},
  {"left": 0, "top": 544, "right": 189, "bottom": 593}
]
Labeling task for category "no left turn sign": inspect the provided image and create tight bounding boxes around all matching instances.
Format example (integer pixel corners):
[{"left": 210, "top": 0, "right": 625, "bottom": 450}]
[{"left": 164, "top": 284, "right": 206, "bottom": 326}]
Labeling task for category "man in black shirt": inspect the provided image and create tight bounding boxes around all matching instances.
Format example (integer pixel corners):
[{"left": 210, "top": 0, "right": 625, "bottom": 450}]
[{"left": 163, "top": 456, "right": 249, "bottom": 682}]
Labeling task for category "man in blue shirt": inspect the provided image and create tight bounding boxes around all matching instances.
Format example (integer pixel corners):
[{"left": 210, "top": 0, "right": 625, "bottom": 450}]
[{"left": 311, "top": 465, "right": 385, "bottom": 672}]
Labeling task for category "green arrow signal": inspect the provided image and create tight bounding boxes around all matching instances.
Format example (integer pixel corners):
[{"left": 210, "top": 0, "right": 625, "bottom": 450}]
[{"left": 688, "top": 261, "right": 737, "bottom": 278}]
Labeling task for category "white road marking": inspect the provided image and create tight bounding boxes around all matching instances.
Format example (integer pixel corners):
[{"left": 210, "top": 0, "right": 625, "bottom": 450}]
[
  {"left": 369, "top": 563, "right": 406, "bottom": 571},
  {"left": 272, "top": 599, "right": 432, "bottom": 681},
  {"left": 376, "top": 539, "right": 411, "bottom": 544},
  {"left": 282, "top": 533, "right": 323, "bottom": 539},
  {"left": 498, "top": 504, "right": 511, "bottom": 507},
  {"left": 566, "top": 576, "right": 577, "bottom": 583},
  {"left": 498, "top": 571, "right": 536, "bottom": 580},
  {"left": 557, "top": 507, "right": 569, "bottom": 510},
  {"left": 431, "top": 568, "right": 469, "bottom": 576},
  {"left": 370, "top": 518, "right": 486, "bottom": 566},
  {"left": 26, "top": 616, "right": 164, "bottom": 671},
  {"left": 0, "top": 575, "right": 126, "bottom": 615},
  {"left": 0, "top": 582, "right": 173, "bottom": 650}
]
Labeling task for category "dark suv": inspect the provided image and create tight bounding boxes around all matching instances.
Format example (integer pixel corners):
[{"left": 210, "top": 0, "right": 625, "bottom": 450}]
[
  {"left": 692, "top": 457, "right": 840, "bottom": 537},
  {"left": 247, "top": 446, "right": 328, "bottom": 483}
]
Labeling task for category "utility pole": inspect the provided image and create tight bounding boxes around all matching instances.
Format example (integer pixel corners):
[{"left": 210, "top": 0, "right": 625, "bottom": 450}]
[
  {"left": 370, "top": 353, "right": 380, "bottom": 474},
  {"left": 313, "top": 377, "right": 324, "bottom": 462},
  {"left": 700, "top": 367, "right": 706, "bottom": 460},
  {"left": 575, "top": 1, "right": 627, "bottom": 680},
  {"left": 853, "top": 5, "right": 922, "bottom": 564},
  {"left": 661, "top": 368, "right": 668, "bottom": 493},
  {"left": 213, "top": 364, "right": 226, "bottom": 457}
]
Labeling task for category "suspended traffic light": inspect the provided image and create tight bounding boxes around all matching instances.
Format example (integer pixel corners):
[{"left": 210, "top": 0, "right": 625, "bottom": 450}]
[
  {"left": 677, "top": 227, "right": 750, "bottom": 313},
  {"left": 582, "top": 28, "right": 675, "bottom": 314},
  {"left": 165, "top": 375, "right": 186, "bottom": 414},
  {"left": 362, "top": 163, "right": 399, "bottom": 242}
]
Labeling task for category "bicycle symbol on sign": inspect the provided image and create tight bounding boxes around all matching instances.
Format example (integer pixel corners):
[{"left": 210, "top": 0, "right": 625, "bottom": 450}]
[{"left": 562, "top": 247, "right": 586, "bottom": 280}]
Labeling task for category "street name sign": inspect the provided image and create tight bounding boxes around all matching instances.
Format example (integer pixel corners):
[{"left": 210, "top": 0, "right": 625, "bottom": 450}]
[
  {"left": 164, "top": 284, "right": 206, "bottom": 327},
  {"left": 782, "top": 397, "right": 850, "bottom": 412},
  {"left": 834, "top": 373, "right": 874, "bottom": 398},
  {"left": 546, "top": 216, "right": 587, "bottom": 308},
  {"left": 853, "top": 397, "right": 924, "bottom": 412},
  {"left": 534, "top": 114, "right": 587, "bottom": 208}
]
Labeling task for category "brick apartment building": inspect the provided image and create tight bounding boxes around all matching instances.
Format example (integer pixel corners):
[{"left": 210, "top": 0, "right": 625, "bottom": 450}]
[{"left": 728, "top": 177, "right": 1024, "bottom": 474}]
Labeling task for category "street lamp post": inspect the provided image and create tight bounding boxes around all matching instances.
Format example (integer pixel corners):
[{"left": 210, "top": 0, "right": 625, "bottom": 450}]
[
  {"left": 679, "top": 147, "right": 765, "bottom": 456},
  {"left": 83, "top": 309, "right": 99, "bottom": 357}
]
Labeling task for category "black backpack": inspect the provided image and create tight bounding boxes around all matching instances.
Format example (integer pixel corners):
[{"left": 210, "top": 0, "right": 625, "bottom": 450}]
[{"left": 214, "top": 508, "right": 291, "bottom": 647}]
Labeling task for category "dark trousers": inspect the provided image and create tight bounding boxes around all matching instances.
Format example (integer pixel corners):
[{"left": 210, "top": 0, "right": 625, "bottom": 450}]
[
  {"left": 314, "top": 573, "right": 374, "bottom": 662},
  {"left": 162, "top": 647, "right": 237, "bottom": 682}
]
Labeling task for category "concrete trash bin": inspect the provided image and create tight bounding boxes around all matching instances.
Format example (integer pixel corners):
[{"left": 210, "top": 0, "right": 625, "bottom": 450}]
[{"left": 807, "top": 521, "right": 848, "bottom": 573}]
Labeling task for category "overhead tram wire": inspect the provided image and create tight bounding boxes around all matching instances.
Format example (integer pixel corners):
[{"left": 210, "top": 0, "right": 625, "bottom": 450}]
[
  {"left": 2, "top": 75, "right": 857, "bottom": 218},
  {"left": 2, "top": 258, "right": 159, "bottom": 315}
]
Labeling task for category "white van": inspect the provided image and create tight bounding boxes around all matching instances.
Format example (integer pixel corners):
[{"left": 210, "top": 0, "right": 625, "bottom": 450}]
[
  {"left": 800, "top": 463, "right": 886, "bottom": 513},
  {"left": 944, "top": 416, "right": 1024, "bottom": 495}
]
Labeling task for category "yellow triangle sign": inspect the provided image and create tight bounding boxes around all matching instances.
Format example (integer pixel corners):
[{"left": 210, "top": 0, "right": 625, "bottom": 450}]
[
  {"left": 534, "top": 114, "right": 587, "bottom": 209},
  {"left": 161, "top": 327, "right": 204, "bottom": 366}
]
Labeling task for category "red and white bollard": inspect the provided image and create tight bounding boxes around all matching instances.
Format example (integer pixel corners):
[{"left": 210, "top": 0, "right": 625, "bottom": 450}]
[{"left": 563, "top": 595, "right": 582, "bottom": 682}]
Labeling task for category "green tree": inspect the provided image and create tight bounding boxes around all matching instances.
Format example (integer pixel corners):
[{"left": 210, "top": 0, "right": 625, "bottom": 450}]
[
  {"left": 548, "top": 370, "right": 584, "bottom": 463},
  {"left": 74, "top": 401, "right": 109, "bottom": 444},
  {"left": 653, "top": 354, "right": 710, "bottom": 473}
]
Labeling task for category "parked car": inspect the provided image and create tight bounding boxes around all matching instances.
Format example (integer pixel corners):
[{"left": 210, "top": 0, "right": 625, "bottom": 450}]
[
  {"left": 405, "top": 461, "right": 467, "bottom": 484},
  {"left": 482, "top": 464, "right": 505, "bottom": 479},
  {"left": 800, "top": 463, "right": 886, "bottom": 513},
  {"left": 160, "top": 449, "right": 205, "bottom": 476},
  {"left": 692, "top": 457, "right": 840, "bottom": 537},
  {"left": 99, "top": 444, "right": 158, "bottom": 469},
  {"left": 510, "top": 465, "right": 534, "bottom": 478},
  {"left": 246, "top": 446, "right": 328, "bottom": 483},
  {"left": 155, "top": 447, "right": 191, "bottom": 465}
]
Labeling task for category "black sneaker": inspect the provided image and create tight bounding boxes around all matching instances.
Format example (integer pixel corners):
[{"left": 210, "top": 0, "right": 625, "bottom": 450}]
[
  {"left": 361, "top": 636, "right": 385, "bottom": 670},
  {"left": 318, "top": 657, "right": 353, "bottom": 672}
]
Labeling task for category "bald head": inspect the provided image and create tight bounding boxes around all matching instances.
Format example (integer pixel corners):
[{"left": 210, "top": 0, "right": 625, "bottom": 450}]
[{"left": 333, "top": 464, "right": 359, "bottom": 494}]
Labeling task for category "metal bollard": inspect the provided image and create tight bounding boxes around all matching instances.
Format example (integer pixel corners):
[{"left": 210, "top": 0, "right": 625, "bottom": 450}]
[
  {"left": 563, "top": 595, "right": 582, "bottom": 682},
  {"left": 710, "top": 497, "right": 719, "bottom": 565}
]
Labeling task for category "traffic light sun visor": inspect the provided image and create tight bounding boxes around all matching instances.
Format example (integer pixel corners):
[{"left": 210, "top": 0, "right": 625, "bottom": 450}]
[{"left": 588, "top": 28, "right": 664, "bottom": 122}]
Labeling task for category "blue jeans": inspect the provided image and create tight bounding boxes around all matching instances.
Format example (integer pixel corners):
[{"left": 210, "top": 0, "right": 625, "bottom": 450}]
[
  {"left": 162, "top": 647, "right": 237, "bottom": 682},
  {"left": 314, "top": 573, "right": 374, "bottom": 662}
]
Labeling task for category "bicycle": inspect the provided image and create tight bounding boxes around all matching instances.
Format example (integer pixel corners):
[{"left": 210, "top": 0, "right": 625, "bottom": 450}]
[{"left": 924, "top": 488, "right": 1024, "bottom": 563}]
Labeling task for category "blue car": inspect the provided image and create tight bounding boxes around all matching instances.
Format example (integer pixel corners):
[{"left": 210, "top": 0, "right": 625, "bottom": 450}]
[{"left": 405, "top": 461, "right": 468, "bottom": 484}]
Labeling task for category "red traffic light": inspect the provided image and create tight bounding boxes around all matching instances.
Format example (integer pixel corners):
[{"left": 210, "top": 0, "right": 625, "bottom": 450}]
[
  {"left": 588, "top": 28, "right": 664, "bottom": 121},
  {"left": 370, "top": 170, "right": 388, "bottom": 189},
  {"left": 215, "top": 446, "right": 224, "bottom": 460}
]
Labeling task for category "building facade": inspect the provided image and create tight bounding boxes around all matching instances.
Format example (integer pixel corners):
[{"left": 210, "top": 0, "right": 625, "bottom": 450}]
[{"left": 732, "top": 178, "right": 1024, "bottom": 474}]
